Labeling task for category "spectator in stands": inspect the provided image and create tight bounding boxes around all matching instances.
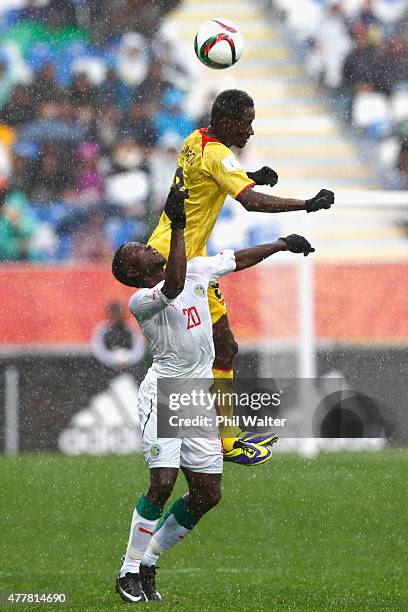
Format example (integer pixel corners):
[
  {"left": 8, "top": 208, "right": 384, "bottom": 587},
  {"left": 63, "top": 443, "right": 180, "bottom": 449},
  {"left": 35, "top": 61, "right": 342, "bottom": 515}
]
[
  {"left": 155, "top": 89, "right": 196, "bottom": 141},
  {"left": 394, "top": 139, "right": 408, "bottom": 189},
  {"left": 98, "top": 67, "right": 132, "bottom": 112},
  {"left": 0, "top": 84, "right": 36, "bottom": 127},
  {"left": 95, "top": 104, "right": 122, "bottom": 154},
  {"left": 29, "top": 142, "right": 74, "bottom": 203},
  {"left": 70, "top": 211, "right": 112, "bottom": 261},
  {"left": 0, "top": 60, "right": 15, "bottom": 109},
  {"left": 28, "top": 63, "right": 61, "bottom": 108},
  {"left": 116, "top": 32, "right": 148, "bottom": 87},
  {"left": 69, "top": 71, "right": 98, "bottom": 110},
  {"left": 46, "top": 0, "right": 78, "bottom": 28},
  {"left": 149, "top": 131, "right": 182, "bottom": 211},
  {"left": 120, "top": 100, "right": 158, "bottom": 148},
  {"left": 386, "top": 36, "right": 408, "bottom": 90},
  {"left": 395, "top": 5, "right": 408, "bottom": 39},
  {"left": 0, "top": 175, "right": 37, "bottom": 261},
  {"left": 9, "top": 142, "right": 37, "bottom": 195},
  {"left": 76, "top": 142, "right": 105, "bottom": 204},
  {"left": 134, "top": 57, "right": 172, "bottom": 106},
  {"left": 307, "top": 2, "right": 352, "bottom": 89},
  {"left": 342, "top": 24, "right": 378, "bottom": 117},
  {"left": 154, "top": 22, "right": 194, "bottom": 90},
  {"left": 13, "top": 0, "right": 47, "bottom": 24},
  {"left": 105, "top": 139, "right": 149, "bottom": 222},
  {"left": 358, "top": 0, "right": 382, "bottom": 28},
  {"left": 91, "top": 301, "right": 145, "bottom": 371}
]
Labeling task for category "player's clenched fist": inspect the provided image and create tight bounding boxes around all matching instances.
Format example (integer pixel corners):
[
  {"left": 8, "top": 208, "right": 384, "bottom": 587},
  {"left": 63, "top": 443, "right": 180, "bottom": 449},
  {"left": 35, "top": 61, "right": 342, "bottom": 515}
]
[
  {"left": 279, "top": 234, "right": 315, "bottom": 256},
  {"left": 165, "top": 170, "right": 189, "bottom": 230},
  {"left": 305, "top": 189, "right": 335, "bottom": 213},
  {"left": 247, "top": 166, "right": 279, "bottom": 187}
]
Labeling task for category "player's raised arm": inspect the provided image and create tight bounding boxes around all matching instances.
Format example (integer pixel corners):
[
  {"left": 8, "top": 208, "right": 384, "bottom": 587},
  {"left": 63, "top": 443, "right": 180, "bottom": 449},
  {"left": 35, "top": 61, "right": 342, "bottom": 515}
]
[
  {"left": 236, "top": 186, "right": 335, "bottom": 214},
  {"left": 234, "top": 234, "right": 315, "bottom": 271},
  {"left": 161, "top": 177, "right": 189, "bottom": 300}
]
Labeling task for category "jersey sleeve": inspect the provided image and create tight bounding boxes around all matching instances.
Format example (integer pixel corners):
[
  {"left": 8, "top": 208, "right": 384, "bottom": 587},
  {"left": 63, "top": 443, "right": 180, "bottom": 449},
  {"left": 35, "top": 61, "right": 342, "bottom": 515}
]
[
  {"left": 129, "top": 284, "right": 173, "bottom": 322},
  {"left": 188, "top": 250, "right": 236, "bottom": 282},
  {"left": 202, "top": 143, "right": 255, "bottom": 199}
]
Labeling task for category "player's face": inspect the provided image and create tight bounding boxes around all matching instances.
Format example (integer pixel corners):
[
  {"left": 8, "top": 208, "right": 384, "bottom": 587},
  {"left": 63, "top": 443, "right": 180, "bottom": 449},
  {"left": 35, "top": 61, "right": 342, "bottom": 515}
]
[
  {"left": 229, "top": 106, "right": 255, "bottom": 148},
  {"left": 126, "top": 243, "right": 166, "bottom": 284}
]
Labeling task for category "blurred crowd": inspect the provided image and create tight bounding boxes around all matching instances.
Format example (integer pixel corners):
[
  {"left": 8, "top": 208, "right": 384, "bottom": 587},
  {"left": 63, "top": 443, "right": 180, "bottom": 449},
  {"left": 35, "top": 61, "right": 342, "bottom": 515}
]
[
  {"left": 273, "top": 0, "right": 408, "bottom": 188},
  {"left": 0, "top": 0, "right": 204, "bottom": 262}
]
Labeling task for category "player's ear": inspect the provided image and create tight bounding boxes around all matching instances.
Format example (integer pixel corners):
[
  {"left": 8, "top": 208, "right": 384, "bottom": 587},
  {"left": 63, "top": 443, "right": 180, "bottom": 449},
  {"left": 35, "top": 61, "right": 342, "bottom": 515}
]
[
  {"left": 219, "top": 116, "right": 231, "bottom": 133},
  {"left": 127, "top": 266, "right": 139, "bottom": 281}
]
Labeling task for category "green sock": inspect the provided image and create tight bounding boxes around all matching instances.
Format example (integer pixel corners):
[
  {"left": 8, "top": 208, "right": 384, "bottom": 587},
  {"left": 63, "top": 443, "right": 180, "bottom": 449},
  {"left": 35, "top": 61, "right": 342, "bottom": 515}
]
[{"left": 136, "top": 495, "right": 163, "bottom": 520}]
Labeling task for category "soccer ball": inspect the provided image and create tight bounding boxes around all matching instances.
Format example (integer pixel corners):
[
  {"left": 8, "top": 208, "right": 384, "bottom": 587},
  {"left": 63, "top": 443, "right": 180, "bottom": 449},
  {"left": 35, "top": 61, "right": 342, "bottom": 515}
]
[{"left": 194, "top": 18, "right": 244, "bottom": 70}]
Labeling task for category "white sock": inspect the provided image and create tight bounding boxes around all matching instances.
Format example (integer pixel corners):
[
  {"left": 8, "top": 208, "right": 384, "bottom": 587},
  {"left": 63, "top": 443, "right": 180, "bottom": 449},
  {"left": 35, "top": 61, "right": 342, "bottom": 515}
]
[
  {"left": 120, "top": 509, "right": 159, "bottom": 576},
  {"left": 141, "top": 514, "right": 191, "bottom": 566}
]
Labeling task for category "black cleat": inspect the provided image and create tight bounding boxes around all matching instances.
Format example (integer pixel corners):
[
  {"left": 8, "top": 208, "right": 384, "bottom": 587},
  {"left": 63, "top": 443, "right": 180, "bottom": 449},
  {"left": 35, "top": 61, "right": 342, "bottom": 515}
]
[
  {"left": 115, "top": 572, "right": 147, "bottom": 604},
  {"left": 140, "top": 564, "right": 162, "bottom": 601}
]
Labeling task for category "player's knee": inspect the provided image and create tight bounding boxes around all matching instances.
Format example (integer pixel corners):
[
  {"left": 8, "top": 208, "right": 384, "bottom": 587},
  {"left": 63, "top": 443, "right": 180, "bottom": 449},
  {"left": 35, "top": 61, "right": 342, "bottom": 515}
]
[
  {"left": 224, "top": 337, "right": 238, "bottom": 365},
  {"left": 146, "top": 485, "right": 172, "bottom": 505},
  {"left": 146, "top": 479, "right": 174, "bottom": 505},
  {"left": 230, "top": 338, "right": 239, "bottom": 360},
  {"left": 216, "top": 337, "right": 238, "bottom": 367}
]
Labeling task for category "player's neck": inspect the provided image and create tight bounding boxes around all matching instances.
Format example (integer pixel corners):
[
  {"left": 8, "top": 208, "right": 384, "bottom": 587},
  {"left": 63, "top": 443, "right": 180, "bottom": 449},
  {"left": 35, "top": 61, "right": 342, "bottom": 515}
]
[
  {"left": 207, "top": 125, "right": 229, "bottom": 146},
  {"left": 144, "top": 271, "right": 165, "bottom": 288}
]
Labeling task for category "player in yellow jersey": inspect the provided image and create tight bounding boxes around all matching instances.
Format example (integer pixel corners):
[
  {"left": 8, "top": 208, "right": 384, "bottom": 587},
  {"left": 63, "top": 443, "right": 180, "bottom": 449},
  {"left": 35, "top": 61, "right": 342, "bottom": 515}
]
[{"left": 148, "top": 89, "right": 335, "bottom": 464}]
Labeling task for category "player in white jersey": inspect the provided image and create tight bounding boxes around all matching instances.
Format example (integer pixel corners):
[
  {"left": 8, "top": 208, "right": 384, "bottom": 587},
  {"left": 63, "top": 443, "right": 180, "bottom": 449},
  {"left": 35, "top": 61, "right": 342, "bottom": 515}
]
[{"left": 111, "top": 178, "right": 315, "bottom": 603}]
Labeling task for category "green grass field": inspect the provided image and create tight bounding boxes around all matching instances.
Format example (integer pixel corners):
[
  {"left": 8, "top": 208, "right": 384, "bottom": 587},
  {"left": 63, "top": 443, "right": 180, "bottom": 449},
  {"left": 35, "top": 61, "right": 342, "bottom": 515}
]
[{"left": 1, "top": 451, "right": 407, "bottom": 611}]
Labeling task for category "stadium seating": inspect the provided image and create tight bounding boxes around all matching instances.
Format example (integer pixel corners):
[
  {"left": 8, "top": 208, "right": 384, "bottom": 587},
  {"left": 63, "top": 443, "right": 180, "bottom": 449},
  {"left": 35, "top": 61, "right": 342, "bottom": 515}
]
[{"left": 0, "top": 0, "right": 200, "bottom": 262}]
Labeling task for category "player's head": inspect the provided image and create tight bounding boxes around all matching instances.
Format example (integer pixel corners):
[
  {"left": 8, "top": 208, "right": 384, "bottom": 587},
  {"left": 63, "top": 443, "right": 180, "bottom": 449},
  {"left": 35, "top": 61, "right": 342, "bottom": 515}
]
[
  {"left": 112, "top": 242, "right": 166, "bottom": 288},
  {"left": 210, "top": 89, "right": 255, "bottom": 148},
  {"left": 106, "top": 301, "right": 125, "bottom": 323}
]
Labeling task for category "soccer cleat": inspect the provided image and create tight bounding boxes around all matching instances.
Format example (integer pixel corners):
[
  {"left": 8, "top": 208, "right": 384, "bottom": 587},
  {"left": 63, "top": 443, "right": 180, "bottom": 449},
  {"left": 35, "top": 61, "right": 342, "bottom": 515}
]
[
  {"left": 239, "top": 431, "right": 279, "bottom": 447},
  {"left": 223, "top": 440, "right": 272, "bottom": 466},
  {"left": 140, "top": 564, "right": 162, "bottom": 601},
  {"left": 115, "top": 572, "right": 147, "bottom": 604}
]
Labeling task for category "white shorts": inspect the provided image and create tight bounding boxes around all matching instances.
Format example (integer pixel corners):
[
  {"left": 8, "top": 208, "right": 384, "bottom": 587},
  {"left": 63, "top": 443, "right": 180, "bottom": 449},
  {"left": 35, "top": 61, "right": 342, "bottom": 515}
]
[{"left": 138, "top": 373, "right": 223, "bottom": 474}]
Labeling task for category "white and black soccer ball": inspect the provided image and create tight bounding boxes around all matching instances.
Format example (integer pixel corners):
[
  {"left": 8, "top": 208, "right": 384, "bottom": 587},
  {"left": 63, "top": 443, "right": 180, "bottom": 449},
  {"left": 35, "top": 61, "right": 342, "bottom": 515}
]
[{"left": 194, "top": 18, "right": 244, "bottom": 70}]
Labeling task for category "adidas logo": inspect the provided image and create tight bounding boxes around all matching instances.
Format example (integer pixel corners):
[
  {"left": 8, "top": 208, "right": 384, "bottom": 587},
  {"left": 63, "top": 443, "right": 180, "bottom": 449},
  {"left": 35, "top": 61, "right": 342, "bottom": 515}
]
[{"left": 58, "top": 373, "right": 142, "bottom": 455}]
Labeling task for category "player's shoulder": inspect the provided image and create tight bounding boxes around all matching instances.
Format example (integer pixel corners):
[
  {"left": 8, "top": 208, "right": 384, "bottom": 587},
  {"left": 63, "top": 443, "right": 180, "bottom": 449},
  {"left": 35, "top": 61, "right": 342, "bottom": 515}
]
[
  {"left": 128, "top": 283, "right": 164, "bottom": 314},
  {"left": 201, "top": 135, "right": 242, "bottom": 172},
  {"left": 186, "top": 256, "right": 209, "bottom": 276},
  {"left": 181, "top": 128, "right": 205, "bottom": 150},
  {"left": 197, "top": 128, "right": 229, "bottom": 156},
  {"left": 128, "top": 288, "right": 149, "bottom": 315},
  {"left": 187, "top": 250, "right": 235, "bottom": 279}
]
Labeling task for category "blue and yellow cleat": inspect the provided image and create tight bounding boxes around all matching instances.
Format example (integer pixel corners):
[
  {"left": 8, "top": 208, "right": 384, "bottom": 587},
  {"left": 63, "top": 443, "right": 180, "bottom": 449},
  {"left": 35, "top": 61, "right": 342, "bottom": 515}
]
[
  {"left": 239, "top": 431, "right": 279, "bottom": 447},
  {"left": 223, "top": 440, "right": 272, "bottom": 466}
]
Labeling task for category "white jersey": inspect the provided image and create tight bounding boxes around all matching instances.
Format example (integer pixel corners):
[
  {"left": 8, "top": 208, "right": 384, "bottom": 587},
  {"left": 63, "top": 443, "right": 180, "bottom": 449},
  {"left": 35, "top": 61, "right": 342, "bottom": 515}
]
[{"left": 129, "top": 250, "right": 236, "bottom": 379}]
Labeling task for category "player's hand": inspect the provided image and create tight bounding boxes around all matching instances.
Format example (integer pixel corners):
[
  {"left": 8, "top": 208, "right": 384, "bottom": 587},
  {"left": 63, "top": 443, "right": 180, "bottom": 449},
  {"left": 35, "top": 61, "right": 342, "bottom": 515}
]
[
  {"left": 305, "top": 189, "right": 334, "bottom": 213},
  {"left": 279, "top": 234, "right": 315, "bottom": 256},
  {"left": 247, "top": 166, "right": 279, "bottom": 187},
  {"left": 165, "top": 170, "right": 189, "bottom": 230}
]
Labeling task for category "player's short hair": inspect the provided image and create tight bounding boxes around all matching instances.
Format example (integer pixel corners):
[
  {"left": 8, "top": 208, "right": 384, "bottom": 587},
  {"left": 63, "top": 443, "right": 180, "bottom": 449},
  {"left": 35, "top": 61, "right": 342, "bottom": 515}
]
[
  {"left": 210, "top": 89, "right": 254, "bottom": 125},
  {"left": 112, "top": 244, "right": 139, "bottom": 287}
]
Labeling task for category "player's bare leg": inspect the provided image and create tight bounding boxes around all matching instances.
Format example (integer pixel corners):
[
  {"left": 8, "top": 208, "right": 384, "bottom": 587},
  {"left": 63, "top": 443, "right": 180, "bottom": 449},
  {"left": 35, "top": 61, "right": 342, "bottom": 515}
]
[
  {"left": 212, "top": 314, "right": 278, "bottom": 459},
  {"left": 212, "top": 314, "right": 240, "bottom": 447},
  {"left": 139, "top": 469, "right": 222, "bottom": 600}
]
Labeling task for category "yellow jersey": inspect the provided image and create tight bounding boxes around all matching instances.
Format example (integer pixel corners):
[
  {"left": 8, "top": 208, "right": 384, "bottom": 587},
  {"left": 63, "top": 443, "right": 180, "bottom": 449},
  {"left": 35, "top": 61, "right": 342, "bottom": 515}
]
[{"left": 148, "top": 128, "right": 255, "bottom": 260}]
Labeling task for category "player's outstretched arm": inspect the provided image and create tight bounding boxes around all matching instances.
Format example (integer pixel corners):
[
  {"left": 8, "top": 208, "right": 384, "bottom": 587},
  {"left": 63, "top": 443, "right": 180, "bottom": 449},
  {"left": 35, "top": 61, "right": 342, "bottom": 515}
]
[
  {"left": 234, "top": 234, "right": 315, "bottom": 272},
  {"left": 161, "top": 177, "right": 189, "bottom": 300},
  {"left": 237, "top": 187, "right": 334, "bottom": 213}
]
